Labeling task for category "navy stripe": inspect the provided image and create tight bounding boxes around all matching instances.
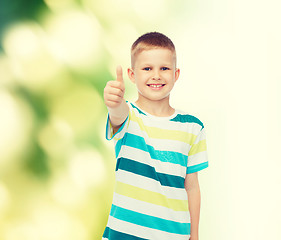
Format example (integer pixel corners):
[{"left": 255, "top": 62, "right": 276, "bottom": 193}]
[
  {"left": 103, "top": 226, "right": 148, "bottom": 240},
  {"left": 170, "top": 114, "right": 204, "bottom": 129},
  {"left": 110, "top": 204, "right": 190, "bottom": 235},
  {"left": 115, "top": 133, "right": 188, "bottom": 167},
  {"left": 116, "top": 157, "right": 185, "bottom": 188}
]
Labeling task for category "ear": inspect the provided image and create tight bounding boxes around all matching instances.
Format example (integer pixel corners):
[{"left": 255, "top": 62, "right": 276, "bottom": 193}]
[
  {"left": 174, "top": 68, "right": 180, "bottom": 82},
  {"left": 127, "top": 68, "right": 135, "bottom": 83}
]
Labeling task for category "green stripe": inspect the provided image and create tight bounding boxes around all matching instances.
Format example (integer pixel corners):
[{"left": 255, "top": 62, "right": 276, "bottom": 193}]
[{"left": 189, "top": 139, "right": 207, "bottom": 156}]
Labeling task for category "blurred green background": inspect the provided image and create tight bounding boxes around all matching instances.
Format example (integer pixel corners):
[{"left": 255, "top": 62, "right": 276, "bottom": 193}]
[
  {"left": 0, "top": 0, "right": 192, "bottom": 239},
  {"left": 1, "top": 0, "right": 281, "bottom": 240}
]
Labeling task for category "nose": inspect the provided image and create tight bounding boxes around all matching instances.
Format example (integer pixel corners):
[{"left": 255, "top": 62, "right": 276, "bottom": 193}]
[{"left": 152, "top": 70, "right": 161, "bottom": 80}]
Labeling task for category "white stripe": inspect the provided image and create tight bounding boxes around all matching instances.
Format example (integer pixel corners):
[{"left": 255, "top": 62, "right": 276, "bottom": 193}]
[
  {"left": 107, "top": 215, "right": 190, "bottom": 240},
  {"left": 193, "top": 128, "right": 206, "bottom": 144},
  {"left": 119, "top": 146, "right": 186, "bottom": 177},
  {"left": 116, "top": 170, "right": 188, "bottom": 200},
  {"left": 187, "top": 151, "right": 208, "bottom": 167},
  {"left": 112, "top": 193, "right": 190, "bottom": 223}
]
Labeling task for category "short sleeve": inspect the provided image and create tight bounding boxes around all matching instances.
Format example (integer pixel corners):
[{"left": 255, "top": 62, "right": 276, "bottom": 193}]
[
  {"left": 105, "top": 114, "right": 129, "bottom": 141},
  {"left": 105, "top": 102, "right": 131, "bottom": 141},
  {"left": 186, "top": 127, "right": 208, "bottom": 174}
]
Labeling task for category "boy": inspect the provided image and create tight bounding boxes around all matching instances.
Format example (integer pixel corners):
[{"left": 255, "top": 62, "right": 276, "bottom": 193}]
[{"left": 103, "top": 32, "right": 208, "bottom": 240}]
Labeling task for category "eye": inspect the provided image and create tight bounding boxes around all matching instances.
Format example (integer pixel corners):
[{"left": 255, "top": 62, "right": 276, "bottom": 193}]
[
  {"left": 143, "top": 67, "right": 151, "bottom": 71},
  {"left": 161, "top": 67, "right": 169, "bottom": 71}
]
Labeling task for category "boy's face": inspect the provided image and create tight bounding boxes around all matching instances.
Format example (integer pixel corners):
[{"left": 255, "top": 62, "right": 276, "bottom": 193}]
[{"left": 128, "top": 48, "right": 180, "bottom": 103}]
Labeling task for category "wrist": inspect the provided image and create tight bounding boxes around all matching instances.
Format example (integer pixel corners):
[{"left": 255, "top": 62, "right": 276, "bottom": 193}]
[
  {"left": 190, "top": 233, "right": 199, "bottom": 240},
  {"left": 190, "top": 237, "right": 198, "bottom": 240}
]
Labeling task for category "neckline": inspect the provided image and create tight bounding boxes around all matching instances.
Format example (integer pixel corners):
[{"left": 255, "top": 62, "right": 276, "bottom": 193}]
[{"left": 131, "top": 102, "right": 178, "bottom": 120}]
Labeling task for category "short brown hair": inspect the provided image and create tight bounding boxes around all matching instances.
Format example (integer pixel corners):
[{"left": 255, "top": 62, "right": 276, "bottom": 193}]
[{"left": 131, "top": 32, "right": 176, "bottom": 67}]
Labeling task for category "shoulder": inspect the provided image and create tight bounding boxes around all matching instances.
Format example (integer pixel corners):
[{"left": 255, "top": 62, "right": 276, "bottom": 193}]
[
  {"left": 170, "top": 109, "right": 205, "bottom": 130},
  {"left": 126, "top": 101, "right": 146, "bottom": 116}
]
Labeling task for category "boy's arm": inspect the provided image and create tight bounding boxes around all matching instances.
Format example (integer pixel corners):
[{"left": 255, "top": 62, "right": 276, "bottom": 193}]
[
  {"left": 185, "top": 172, "right": 201, "bottom": 240},
  {"left": 104, "top": 66, "right": 129, "bottom": 134}
]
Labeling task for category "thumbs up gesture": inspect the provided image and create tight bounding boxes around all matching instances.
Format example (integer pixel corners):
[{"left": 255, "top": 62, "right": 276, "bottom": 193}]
[{"left": 104, "top": 66, "right": 125, "bottom": 109}]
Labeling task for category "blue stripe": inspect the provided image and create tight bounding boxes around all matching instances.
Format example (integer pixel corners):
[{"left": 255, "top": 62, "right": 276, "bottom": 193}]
[
  {"left": 110, "top": 204, "right": 190, "bottom": 235},
  {"left": 115, "top": 139, "right": 122, "bottom": 158},
  {"left": 103, "top": 226, "right": 148, "bottom": 240},
  {"left": 105, "top": 114, "right": 111, "bottom": 140},
  {"left": 116, "top": 158, "right": 185, "bottom": 188},
  {"left": 170, "top": 114, "right": 204, "bottom": 129},
  {"left": 115, "top": 133, "right": 188, "bottom": 167},
  {"left": 130, "top": 102, "right": 147, "bottom": 115},
  {"left": 186, "top": 162, "right": 209, "bottom": 174}
]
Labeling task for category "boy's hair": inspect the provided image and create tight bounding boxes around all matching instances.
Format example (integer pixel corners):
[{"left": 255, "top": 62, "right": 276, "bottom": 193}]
[{"left": 131, "top": 32, "right": 176, "bottom": 67}]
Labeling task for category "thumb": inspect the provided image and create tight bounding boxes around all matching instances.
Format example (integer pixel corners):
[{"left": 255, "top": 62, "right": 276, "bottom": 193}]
[{"left": 116, "top": 65, "right": 124, "bottom": 83}]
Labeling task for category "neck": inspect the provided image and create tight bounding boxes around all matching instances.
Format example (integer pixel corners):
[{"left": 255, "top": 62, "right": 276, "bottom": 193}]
[{"left": 135, "top": 97, "right": 175, "bottom": 117}]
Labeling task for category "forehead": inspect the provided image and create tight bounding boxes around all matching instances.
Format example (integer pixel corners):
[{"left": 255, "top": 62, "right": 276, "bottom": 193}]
[{"left": 134, "top": 48, "right": 176, "bottom": 65}]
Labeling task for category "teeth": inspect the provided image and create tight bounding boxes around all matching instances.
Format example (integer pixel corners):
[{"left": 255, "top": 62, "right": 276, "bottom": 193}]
[{"left": 149, "top": 84, "right": 164, "bottom": 88}]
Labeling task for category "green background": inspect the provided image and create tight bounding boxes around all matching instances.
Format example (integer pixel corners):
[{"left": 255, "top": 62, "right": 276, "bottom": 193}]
[{"left": 0, "top": 0, "right": 194, "bottom": 239}]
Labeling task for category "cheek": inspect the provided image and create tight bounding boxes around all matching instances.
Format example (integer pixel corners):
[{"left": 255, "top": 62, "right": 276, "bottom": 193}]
[
  {"left": 136, "top": 81, "right": 145, "bottom": 88},
  {"left": 135, "top": 74, "right": 147, "bottom": 83},
  {"left": 163, "top": 72, "right": 174, "bottom": 79}
]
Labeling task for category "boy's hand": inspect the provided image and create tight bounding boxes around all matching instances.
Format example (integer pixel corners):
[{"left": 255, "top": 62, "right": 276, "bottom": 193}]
[{"left": 104, "top": 66, "right": 125, "bottom": 109}]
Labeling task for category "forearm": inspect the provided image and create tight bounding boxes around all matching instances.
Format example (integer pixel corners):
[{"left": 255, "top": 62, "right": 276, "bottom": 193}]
[
  {"left": 108, "top": 99, "right": 129, "bottom": 127},
  {"left": 187, "top": 183, "right": 201, "bottom": 240}
]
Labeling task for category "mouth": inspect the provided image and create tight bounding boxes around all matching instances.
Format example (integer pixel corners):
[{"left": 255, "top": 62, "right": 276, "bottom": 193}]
[{"left": 147, "top": 84, "right": 166, "bottom": 89}]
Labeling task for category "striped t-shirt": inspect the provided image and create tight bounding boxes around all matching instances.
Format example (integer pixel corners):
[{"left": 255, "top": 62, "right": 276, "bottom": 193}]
[{"left": 102, "top": 102, "right": 208, "bottom": 240}]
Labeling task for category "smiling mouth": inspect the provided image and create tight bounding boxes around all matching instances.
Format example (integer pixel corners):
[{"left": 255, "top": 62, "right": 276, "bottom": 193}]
[{"left": 147, "top": 84, "right": 166, "bottom": 89}]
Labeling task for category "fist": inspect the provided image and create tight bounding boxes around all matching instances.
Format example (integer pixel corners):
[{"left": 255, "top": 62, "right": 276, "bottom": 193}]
[{"left": 104, "top": 66, "right": 125, "bottom": 108}]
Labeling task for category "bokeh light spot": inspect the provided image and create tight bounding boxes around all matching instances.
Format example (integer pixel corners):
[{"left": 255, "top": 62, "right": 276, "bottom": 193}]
[
  {"left": 69, "top": 148, "right": 106, "bottom": 190},
  {"left": 50, "top": 85, "right": 103, "bottom": 137},
  {"left": 45, "top": 10, "right": 101, "bottom": 73},
  {"left": 0, "top": 90, "right": 34, "bottom": 171},
  {"left": 2, "top": 22, "right": 62, "bottom": 92}
]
